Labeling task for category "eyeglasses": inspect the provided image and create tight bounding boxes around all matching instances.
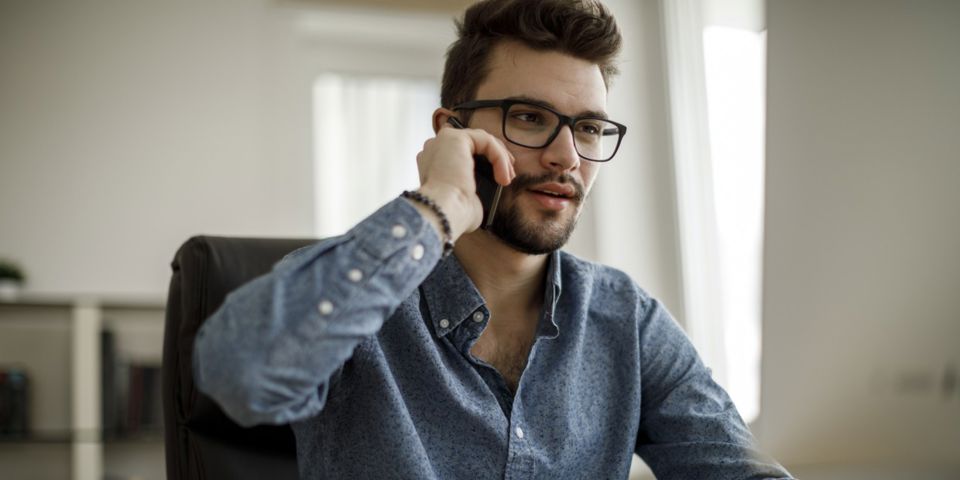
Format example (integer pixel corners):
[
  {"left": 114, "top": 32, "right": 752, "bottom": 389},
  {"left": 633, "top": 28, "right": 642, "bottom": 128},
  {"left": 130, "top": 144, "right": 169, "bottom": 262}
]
[{"left": 452, "top": 98, "right": 627, "bottom": 162}]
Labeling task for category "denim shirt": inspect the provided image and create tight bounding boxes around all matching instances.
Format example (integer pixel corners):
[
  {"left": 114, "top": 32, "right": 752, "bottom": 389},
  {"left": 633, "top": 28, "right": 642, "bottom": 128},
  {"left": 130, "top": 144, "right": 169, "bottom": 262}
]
[{"left": 194, "top": 198, "right": 792, "bottom": 479}]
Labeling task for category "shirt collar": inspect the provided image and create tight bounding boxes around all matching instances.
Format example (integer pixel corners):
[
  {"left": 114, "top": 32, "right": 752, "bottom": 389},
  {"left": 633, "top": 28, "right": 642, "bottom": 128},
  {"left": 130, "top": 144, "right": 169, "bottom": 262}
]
[
  {"left": 541, "top": 250, "right": 562, "bottom": 339},
  {"left": 421, "top": 251, "right": 564, "bottom": 339},
  {"left": 421, "top": 254, "right": 486, "bottom": 337}
]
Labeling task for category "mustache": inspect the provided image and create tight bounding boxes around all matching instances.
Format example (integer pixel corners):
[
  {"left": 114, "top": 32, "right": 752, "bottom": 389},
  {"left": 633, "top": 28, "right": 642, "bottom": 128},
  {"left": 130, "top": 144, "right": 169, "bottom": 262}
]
[{"left": 507, "top": 172, "right": 586, "bottom": 202}]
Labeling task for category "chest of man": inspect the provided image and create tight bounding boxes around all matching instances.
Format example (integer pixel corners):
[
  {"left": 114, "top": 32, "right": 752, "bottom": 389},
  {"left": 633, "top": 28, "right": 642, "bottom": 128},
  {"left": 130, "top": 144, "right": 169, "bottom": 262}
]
[
  {"left": 469, "top": 333, "right": 533, "bottom": 392},
  {"left": 468, "top": 311, "right": 540, "bottom": 392}
]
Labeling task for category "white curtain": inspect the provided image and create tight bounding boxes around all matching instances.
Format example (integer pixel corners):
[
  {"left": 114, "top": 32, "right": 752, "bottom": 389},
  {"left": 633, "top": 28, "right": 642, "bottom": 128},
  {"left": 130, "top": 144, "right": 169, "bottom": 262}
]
[
  {"left": 313, "top": 74, "right": 438, "bottom": 237},
  {"left": 661, "top": 0, "right": 765, "bottom": 422}
]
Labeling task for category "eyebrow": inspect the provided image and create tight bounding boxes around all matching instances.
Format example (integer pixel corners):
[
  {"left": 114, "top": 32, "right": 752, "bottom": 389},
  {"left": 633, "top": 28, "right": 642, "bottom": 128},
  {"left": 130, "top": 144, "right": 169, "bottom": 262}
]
[{"left": 507, "top": 95, "right": 609, "bottom": 120}]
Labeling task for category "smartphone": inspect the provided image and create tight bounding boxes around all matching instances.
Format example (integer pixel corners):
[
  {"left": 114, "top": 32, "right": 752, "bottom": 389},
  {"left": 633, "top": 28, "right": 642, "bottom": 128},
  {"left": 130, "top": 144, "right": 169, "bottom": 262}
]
[{"left": 446, "top": 117, "right": 503, "bottom": 229}]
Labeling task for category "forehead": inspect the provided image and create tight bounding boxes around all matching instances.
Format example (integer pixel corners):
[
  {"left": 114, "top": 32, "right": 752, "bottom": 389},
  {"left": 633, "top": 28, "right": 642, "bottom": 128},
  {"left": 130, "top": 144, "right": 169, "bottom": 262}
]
[{"left": 474, "top": 41, "right": 608, "bottom": 116}]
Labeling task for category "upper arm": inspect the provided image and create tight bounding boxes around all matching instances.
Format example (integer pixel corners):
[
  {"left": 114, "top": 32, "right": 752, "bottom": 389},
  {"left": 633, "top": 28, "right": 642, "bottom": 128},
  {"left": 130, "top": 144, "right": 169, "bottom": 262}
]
[{"left": 634, "top": 297, "right": 793, "bottom": 479}]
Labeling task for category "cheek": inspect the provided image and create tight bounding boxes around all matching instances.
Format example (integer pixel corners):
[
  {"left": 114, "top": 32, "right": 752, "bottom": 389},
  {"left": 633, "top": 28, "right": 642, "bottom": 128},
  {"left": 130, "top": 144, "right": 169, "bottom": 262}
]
[
  {"left": 581, "top": 164, "right": 600, "bottom": 191},
  {"left": 507, "top": 146, "right": 541, "bottom": 171}
]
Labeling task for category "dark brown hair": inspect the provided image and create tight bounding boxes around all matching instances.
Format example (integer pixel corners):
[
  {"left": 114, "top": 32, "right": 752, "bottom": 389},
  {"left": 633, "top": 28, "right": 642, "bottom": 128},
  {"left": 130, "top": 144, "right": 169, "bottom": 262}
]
[{"left": 441, "top": 0, "right": 622, "bottom": 109}]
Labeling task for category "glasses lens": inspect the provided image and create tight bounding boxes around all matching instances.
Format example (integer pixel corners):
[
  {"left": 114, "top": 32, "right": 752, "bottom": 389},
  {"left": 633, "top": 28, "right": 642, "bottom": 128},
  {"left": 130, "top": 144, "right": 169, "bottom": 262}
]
[
  {"left": 503, "top": 103, "right": 561, "bottom": 148},
  {"left": 573, "top": 119, "right": 621, "bottom": 161}
]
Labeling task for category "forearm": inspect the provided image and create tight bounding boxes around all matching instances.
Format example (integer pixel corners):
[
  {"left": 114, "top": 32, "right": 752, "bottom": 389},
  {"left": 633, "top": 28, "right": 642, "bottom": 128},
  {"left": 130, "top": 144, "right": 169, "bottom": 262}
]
[{"left": 193, "top": 198, "right": 442, "bottom": 426}]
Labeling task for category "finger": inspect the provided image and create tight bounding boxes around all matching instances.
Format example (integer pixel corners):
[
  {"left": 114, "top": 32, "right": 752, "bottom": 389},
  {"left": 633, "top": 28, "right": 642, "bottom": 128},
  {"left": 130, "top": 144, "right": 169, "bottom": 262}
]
[
  {"left": 438, "top": 117, "right": 460, "bottom": 132},
  {"left": 461, "top": 129, "right": 516, "bottom": 186}
]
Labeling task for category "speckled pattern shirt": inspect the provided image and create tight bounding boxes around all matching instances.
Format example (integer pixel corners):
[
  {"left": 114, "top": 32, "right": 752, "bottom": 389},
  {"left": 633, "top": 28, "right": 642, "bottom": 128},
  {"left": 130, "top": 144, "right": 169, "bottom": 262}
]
[{"left": 194, "top": 198, "right": 793, "bottom": 479}]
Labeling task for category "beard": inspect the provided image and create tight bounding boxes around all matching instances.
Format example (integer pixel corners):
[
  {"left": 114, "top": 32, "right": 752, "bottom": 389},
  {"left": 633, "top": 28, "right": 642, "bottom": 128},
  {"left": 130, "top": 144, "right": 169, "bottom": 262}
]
[{"left": 488, "top": 172, "right": 586, "bottom": 255}]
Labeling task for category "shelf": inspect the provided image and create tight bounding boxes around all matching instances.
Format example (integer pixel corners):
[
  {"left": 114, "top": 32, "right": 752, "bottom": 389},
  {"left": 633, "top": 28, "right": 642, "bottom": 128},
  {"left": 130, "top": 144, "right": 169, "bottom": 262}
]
[
  {"left": 0, "top": 297, "right": 166, "bottom": 480},
  {"left": 0, "top": 430, "right": 163, "bottom": 445},
  {"left": 0, "top": 294, "right": 165, "bottom": 311},
  {"left": 0, "top": 433, "right": 73, "bottom": 444},
  {"left": 0, "top": 442, "right": 72, "bottom": 479}
]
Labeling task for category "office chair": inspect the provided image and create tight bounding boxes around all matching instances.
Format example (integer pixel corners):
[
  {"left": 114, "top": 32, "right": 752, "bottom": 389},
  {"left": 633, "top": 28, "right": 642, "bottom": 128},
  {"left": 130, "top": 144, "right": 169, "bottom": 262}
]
[{"left": 162, "top": 236, "right": 317, "bottom": 480}]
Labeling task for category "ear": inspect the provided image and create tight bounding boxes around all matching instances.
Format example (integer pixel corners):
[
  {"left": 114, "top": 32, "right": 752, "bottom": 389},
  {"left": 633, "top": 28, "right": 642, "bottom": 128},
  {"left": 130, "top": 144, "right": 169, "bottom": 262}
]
[{"left": 432, "top": 107, "right": 459, "bottom": 133}]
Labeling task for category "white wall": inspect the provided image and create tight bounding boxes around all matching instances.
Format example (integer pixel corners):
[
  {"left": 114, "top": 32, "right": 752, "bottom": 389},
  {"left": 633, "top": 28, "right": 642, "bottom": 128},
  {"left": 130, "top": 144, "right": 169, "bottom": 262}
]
[
  {"left": 0, "top": 2, "right": 459, "bottom": 299},
  {"left": 0, "top": 1, "right": 311, "bottom": 297},
  {"left": 760, "top": 0, "right": 960, "bottom": 470}
]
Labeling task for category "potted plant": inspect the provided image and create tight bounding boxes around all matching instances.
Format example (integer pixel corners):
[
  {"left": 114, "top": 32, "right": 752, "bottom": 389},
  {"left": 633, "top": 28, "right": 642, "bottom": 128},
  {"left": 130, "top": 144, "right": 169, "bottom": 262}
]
[{"left": 0, "top": 259, "right": 25, "bottom": 300}]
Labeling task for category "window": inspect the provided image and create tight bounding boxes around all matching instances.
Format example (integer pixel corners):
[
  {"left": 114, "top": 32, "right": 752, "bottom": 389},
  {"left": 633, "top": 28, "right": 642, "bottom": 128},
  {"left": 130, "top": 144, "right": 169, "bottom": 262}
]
[
  {"left": 662, "top": 0, "right": 766, "bottom": 423},
  {"left": 312, "top": 74, "right": 438, "bottom": 237},
  {"left": 702, "top": 26, "right": 766, "bottom": 423}
]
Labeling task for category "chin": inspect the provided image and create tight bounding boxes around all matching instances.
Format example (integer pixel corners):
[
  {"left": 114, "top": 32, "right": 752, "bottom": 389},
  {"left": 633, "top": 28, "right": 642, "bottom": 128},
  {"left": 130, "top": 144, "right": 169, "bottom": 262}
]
[{"left": 490, "top": 204, "right": 580, "bottom": 255}]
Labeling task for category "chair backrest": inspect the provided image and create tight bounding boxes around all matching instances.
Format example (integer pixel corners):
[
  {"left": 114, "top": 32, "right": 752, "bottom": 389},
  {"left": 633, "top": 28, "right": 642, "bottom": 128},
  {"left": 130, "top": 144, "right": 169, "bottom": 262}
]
[{"left": 162, "top": 236, "right": 317, "bottom": 480}]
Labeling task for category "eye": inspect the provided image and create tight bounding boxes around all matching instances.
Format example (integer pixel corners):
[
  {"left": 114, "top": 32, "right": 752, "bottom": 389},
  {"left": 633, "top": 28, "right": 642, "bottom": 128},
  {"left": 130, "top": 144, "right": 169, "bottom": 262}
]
[
  {"left": 576, "top": 122, "right": 603, "bottom": 136},
  {"left": 511, "top": 111, "right": 546, "bottom": 125}
]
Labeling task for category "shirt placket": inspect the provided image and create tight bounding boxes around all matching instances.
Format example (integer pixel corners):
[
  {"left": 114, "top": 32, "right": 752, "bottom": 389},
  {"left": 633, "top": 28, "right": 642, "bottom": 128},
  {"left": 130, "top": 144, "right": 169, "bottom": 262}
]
[
  {"left": 454, "top": 308, "right": 542, "bottom": 480},
  {"left": 503, "top": 421, "right": 535, "bottom": 480}
]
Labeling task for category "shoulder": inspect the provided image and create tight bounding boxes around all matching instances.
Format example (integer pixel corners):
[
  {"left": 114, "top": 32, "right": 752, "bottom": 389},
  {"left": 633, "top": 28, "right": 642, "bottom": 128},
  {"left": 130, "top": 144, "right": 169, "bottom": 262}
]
[{"left": 557, "top": 250, "right": 655, "bottom": 317}]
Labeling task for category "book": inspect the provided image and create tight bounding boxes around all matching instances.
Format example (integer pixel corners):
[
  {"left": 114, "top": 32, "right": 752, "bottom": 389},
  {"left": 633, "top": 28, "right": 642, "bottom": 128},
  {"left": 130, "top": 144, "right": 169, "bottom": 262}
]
[{"left": 0, "top": 367, "right": 29, "bottom": 438}]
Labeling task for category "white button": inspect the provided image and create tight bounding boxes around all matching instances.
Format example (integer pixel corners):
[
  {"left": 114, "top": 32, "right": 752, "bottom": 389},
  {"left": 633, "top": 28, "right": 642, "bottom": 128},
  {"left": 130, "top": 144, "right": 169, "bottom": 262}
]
[
  {"left": 318, "top": 300, "right": 334, "bottom": 315},
  {"left": 411, "top": 244, "right": 425, "bottom": 260},
  {"left": 472, "top": 311, "right": 484, "bottom": 322},
  {"left": 391, "top": 225, "right": 407, "bottom": 238},
  {"left": 439, "top": 318, "right": 450, "bottom": 329},
  {"left": 347, "top": 269, "right": 363, "bottom": 282},
  {"left": 515, "top": 427, "right": 524, "bottom": 439}
]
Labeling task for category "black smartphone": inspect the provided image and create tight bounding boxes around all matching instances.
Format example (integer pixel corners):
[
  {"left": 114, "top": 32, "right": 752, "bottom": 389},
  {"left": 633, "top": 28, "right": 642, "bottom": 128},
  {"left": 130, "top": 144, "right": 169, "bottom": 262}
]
[{"left": 446, "top": 117, "right": 503, "bottom": 229}]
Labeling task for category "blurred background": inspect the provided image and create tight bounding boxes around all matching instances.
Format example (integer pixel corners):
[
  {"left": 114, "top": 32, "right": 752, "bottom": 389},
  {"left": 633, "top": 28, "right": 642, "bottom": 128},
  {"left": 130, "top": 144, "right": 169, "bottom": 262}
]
[{"left": 0, "top": 0, "right": 957, "bottom": 479}]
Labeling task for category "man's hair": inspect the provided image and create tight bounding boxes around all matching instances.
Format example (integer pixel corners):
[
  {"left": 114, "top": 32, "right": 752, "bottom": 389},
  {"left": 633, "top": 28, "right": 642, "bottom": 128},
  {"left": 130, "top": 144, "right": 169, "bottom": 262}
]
[{"left": 441, "top": 0, "right": 623, "bottom": 109}]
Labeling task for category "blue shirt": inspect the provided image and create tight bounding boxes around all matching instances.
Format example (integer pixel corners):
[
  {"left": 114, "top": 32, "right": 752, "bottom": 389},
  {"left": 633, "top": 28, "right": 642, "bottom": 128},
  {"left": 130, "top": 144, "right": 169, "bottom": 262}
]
[{"left": 194, "top": 198, "right": 792, "bottom": 479}]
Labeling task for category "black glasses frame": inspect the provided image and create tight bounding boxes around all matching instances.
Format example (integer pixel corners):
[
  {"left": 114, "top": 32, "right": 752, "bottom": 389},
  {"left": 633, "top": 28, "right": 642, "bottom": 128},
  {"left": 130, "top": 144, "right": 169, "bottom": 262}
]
[{"left": 452, "top": 98, "right": 627, "bottom": 162}]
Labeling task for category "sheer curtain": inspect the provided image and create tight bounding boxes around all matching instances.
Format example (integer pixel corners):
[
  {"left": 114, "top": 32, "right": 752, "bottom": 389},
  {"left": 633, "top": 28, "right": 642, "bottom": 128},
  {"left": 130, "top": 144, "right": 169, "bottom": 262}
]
[
  {"left": 312, "top": 74, "right": 438, "bottom": 237},
  {"left": 661, "top": 0, "right": 766, "bottom": 422},
  {"left": 703, "top": 25, "right": 766, "bottom": 424}
]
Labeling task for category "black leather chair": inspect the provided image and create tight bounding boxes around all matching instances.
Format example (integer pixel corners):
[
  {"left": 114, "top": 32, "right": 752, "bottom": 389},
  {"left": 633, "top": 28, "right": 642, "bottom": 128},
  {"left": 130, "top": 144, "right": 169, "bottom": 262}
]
[{"left": 162, "top": 236, "right": 317, "bottom": 480}]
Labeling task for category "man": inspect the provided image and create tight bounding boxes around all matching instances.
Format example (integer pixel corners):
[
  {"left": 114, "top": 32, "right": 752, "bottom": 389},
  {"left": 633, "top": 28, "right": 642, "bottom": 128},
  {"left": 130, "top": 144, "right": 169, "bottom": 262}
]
[{"left": 194, "top": 0, "right": 793, "bottom": 478}]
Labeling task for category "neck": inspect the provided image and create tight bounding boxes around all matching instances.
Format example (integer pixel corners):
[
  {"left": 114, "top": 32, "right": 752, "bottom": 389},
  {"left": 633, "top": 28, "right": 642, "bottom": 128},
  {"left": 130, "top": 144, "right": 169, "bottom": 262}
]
[{"left": 453, "top": 229, "right": 549, "bottom": 314}]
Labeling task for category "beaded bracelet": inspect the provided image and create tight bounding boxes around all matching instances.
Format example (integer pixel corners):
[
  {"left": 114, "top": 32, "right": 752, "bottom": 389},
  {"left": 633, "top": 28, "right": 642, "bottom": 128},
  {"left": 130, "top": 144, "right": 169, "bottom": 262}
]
[{"left": 400, "top": 190, "right": 455, "bottom": 257}]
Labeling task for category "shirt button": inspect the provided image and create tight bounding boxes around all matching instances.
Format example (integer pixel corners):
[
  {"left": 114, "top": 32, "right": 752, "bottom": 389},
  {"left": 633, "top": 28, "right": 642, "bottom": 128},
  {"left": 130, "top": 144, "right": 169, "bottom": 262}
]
[
  {"left": 318, "top": 300, "right": 334, "bottom": 315},
  {"left": 472, "top": 311, "right": 484, "bottom": 322},
  {"left": 347, "top": 268, "right": 363, "bottom": 282},
  {"left": 439, "top": 318, "right": 450, "bottom": 329},
  {"left": 515, "top": 427, "right": 524, "bottom": 439},
  {"left": 391, "top": 224, "right": 407, "bottom": 238},
  {"left": 411, "top": 244, "right": 425, "bottom": 260}
]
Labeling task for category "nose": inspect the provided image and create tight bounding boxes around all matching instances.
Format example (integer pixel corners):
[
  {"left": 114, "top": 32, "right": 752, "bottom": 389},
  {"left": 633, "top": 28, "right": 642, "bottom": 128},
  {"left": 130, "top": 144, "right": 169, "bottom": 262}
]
[{"left": 539, "top": 125, "right": 581, "bottom": 173}]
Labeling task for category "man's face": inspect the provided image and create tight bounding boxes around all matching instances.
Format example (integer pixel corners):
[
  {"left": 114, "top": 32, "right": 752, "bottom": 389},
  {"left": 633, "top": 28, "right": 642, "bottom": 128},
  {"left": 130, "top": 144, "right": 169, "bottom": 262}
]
[{"left": 467, "top": 41, "right": 607, "bottom": 254}]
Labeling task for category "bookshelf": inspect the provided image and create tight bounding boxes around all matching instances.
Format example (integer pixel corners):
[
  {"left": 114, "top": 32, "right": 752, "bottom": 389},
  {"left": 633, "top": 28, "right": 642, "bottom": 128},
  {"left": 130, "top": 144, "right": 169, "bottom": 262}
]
[{"left": 0, "top": 295, "right": 165, "bottom": 480}]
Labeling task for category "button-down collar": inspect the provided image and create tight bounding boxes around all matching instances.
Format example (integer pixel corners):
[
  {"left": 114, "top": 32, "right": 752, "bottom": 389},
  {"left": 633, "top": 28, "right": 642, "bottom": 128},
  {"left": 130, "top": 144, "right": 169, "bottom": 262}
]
[
  {"left": 421, "top": 254, "right": 485, "bottom": 337},
  {"left": 421, "top": 251, "right": 563, "bottom": 339}
]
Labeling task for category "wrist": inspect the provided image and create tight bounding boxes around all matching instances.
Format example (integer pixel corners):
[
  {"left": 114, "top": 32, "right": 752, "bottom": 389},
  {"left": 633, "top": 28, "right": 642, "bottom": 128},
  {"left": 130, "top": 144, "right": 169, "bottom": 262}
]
[
  {"left": 414, "top": 184, "right": 476, "bottom": 241},
  {"left": 401, "top": 189, "right": 459, "bottom": 257}
]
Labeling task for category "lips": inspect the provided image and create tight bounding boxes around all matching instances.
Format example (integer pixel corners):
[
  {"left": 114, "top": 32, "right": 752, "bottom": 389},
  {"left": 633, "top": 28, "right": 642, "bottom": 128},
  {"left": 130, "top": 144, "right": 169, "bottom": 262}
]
[
  {"left": 528, "top": 183, "right": 576, "bottom": 199},
  {"left": 524, "top": 182, "right": 580, "bottom": 212},
  {"left": 507, "top": 174, "right": 585, "bottom": 214}
]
